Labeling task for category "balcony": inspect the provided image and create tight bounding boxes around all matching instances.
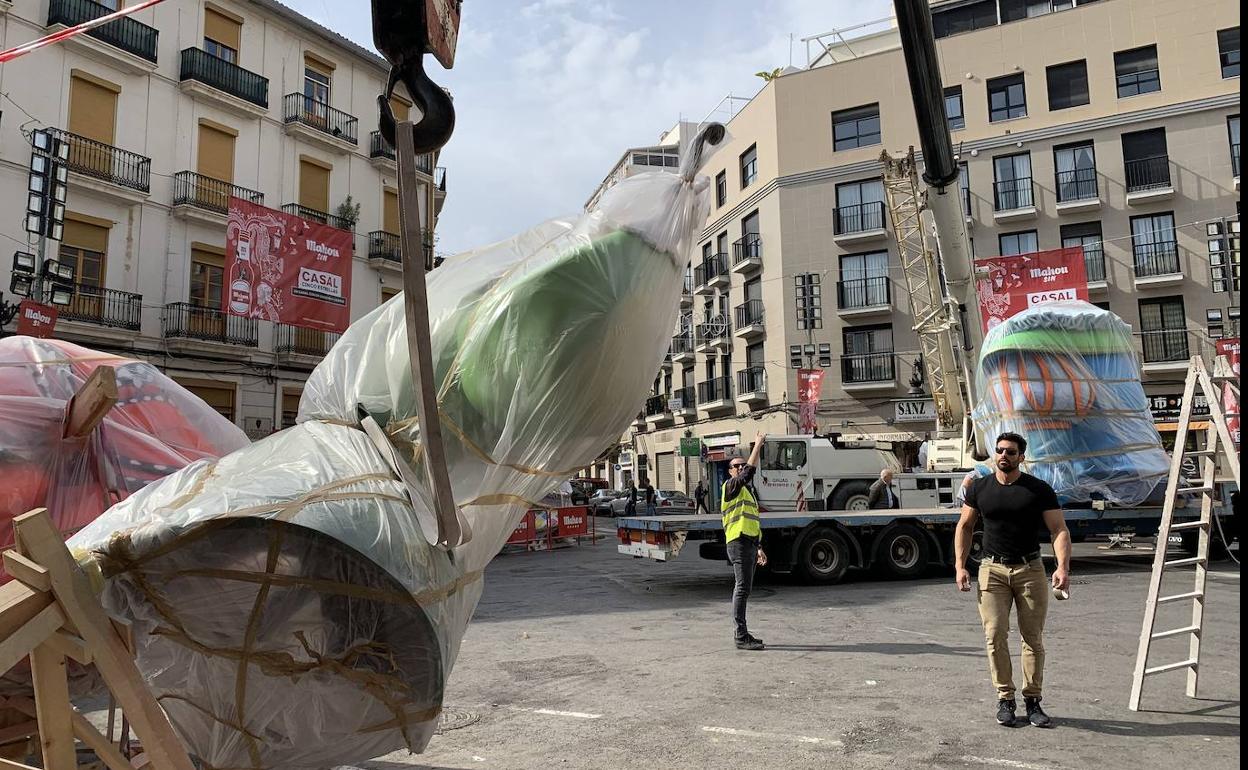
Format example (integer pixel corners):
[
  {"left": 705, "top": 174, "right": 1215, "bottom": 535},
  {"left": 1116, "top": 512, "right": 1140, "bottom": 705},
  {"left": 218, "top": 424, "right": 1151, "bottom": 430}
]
[
  {"left": 697, "top": 377, "right": 733, "bottom": 412},
  {"left": 179, "top": 48, "right": 269, "bottom": 117},
  {"left": 672, "top": 334, "right": 695, "bottom": 363},
  {"left": 644, "top": 394, "right": 673, "bottom": 425},
  {"left": 1055, "top": 168, "right": 1100, "bottom": 213},
  {"left": 50, "top": 127, "right": 150, "bottom": 201},
  {"left": 680, "top": 275, "right": 693, "bottom": 307},
  {"left": 841, "top": 352, "right": 896, "bottom": 391},
  {"left": 1132, "top": 241, "right": 1182, "bottom": 287},
  {"left": 1233, "top": 143, "right": 1241, "bottom": 189},
  {"left": 672, "top": 386, "right": 696, "bottom": 418},
  {"left": 1082, "top": 244, "right": 1108, "bottom": 291},
  {"left": 369, "top": 131, "right": 396, "bottom": 166},
  {"left": 1124, "top": 156, "right": 1174, "bottom": 204},
  {"left": 162, "top": 302, "right": 257, "bottom": 349},
  {"left": 837, "top": 276, "right": 892, "bottom": 317},
  {"left": 632, "top": 411, "right": 646, "bottom": 430},
  {"left": 731, "top": 234, "right": 763, "bottom": 273},
  {"left": 832, "top": 201, "right": 888, "bottom": 243},
  {"left": 733, "top": 299, "right": 765, "bottom": 339},
  {"left": 697, "top": 321, "right": 731, "bottom": 353},
  {"left": 660, "top": 348, "right": 673, "bottom": 370},
  {"left": 47, "top": 0, "right": 158, "bottom": 71},
  {"left": 993, "top": 177, "right": 1037, "bottom": 222},
  {"left": 275, "top": 323, "right": 340, "bottom": 366},
  {"left": 283, "top": 94, "right": 359, "bottom": 152},
  {"left": 368, "top": 230, "right": 401, "bottom": 271},
  {"left": 58, "top": 284, "right": 141, "bottom": 332},
  {"left": 694, "top": 254, "right": 730, "bottom": 292},
  {"left": 435, "top": 167, "right": 447, "bottom": 193},
  {"left": 1138, "top": 330, "right": 1191, "bottom": 374},
  {"left": 281, "top": 203, "right": 352, "bottom": 232},
  {"left": 172, "top": 171, "right": 263, "bottom": 224},
  {"left": 736, "top": 367, "right": 767, "bottom": 404}
]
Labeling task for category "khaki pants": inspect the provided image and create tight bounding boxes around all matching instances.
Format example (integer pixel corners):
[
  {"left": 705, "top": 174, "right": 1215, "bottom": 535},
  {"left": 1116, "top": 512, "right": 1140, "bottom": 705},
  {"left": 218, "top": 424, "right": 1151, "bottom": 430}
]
[{"left": 976, "top": 559, "right": 1049, "bottom": 700}]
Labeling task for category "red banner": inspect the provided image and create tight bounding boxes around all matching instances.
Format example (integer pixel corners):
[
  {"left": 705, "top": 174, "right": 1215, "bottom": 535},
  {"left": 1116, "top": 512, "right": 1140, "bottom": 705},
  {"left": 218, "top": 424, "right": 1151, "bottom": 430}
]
[
  {"left": 225, "top": 197, "right": 353, "bottom": 333},
  {"left": 554, "top": 506, "right": 589, "bottom": 537},
  {"left": 1215, "top": 338, "right": 1240, "bottom": 448},
  {"left": 797, "top": 369, "right": 825, "bottom": 434},
  {"left": 975, "top": 246, "right": 1089, "bottom": 333},
  {"left": 15, "top": 301, "right": 57, "bottom": 338}
]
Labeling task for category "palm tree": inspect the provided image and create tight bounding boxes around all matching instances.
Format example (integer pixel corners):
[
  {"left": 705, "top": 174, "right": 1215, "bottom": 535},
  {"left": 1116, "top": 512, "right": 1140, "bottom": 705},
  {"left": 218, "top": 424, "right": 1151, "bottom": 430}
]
[{"left": 755, "top": 67, "right": 783, "bottom": 82}]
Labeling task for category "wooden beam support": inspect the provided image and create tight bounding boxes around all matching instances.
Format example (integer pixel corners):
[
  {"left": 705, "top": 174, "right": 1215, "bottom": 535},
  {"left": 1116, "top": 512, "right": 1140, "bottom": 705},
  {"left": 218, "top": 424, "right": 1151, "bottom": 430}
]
[
  {"left": 69, "top": 710, "right": 132, "bottom": 770},
  {"left": 1, "top": 553, "right": 48, "bottom": 593},
  {"left": 43, "top": 631, "right": 90, "bottom": 666},
  {"left": 0, "top": 605, "right": 65, "bottom": 678},
  {"left": 0, "top": 583, "right": 54, "bottom": 644},
  {"left": 62, "top": 366, "right": 118, "bottom": 439},
  {"left": 0, "top": 757, "right": 40, "bottom": 770},
  {"left": 29, "top": 646, "right": 74, "bottom": 770}
]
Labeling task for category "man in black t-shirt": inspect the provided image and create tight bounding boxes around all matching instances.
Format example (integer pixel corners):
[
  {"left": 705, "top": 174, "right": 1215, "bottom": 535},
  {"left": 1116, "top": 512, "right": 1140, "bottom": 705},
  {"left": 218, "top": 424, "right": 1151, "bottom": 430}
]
[{"left": 955, "top": 432, "right": 1070, "bottom": 729}]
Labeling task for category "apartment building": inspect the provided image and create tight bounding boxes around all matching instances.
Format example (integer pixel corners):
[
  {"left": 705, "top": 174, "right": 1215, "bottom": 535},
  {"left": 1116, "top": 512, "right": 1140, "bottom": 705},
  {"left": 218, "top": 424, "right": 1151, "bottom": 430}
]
[
  {"left": 0, "top": 0, "right": 446, "bottom": 436},
  {"left": 621, "top": 0, "right": 1239, "bottom": 496}
]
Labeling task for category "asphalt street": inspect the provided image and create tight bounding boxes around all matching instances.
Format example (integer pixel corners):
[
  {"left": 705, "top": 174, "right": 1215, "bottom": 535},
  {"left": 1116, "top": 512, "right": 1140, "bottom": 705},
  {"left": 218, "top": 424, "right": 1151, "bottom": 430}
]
[{"left": 343, "top": 520, "right": 1241, "bottom": 770}]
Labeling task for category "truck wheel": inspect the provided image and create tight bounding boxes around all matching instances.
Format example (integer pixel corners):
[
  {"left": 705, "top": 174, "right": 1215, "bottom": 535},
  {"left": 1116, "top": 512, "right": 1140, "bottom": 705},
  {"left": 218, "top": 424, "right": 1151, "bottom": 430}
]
[
  {"left": 829, "top": 481, "right": 873, "bottom": 511},
  {"left": 1179, "top": 528, "right": 1231, "bottom": 561},
  {"left": 796, "top": 527, "right": 852, "bottom": 584},
  {"left": 965, "top": 525, "right": 985, "bottom": 568},
  {"left": 874, "top": 523, "right": 931, "bottom": 579}
]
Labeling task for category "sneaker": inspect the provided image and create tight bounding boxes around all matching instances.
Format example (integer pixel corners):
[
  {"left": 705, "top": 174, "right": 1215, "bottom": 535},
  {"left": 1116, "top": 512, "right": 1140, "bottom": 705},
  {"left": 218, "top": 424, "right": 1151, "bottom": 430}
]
[
  {"left": 747, "top": 633, "right": 765, "bottom": 646},
  {"left": 735, "top": 637, "right": 765, "bottom": 651},
  {"left": 996, "top": 699, "right": 1017, "bottom": 727},
  {"left": 1024, "top": 697, "right": 1052, "bottom": 728}
]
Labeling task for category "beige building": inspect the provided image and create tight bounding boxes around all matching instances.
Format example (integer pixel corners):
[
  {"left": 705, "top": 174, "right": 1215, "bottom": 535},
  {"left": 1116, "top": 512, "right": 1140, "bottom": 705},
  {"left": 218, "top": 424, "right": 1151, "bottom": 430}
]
[
  {"left": 616, "top": 0, "right": 1239, "bottom": 497},
  {"left": 0, "top": 0, "right": 446, "bottom": 436}
]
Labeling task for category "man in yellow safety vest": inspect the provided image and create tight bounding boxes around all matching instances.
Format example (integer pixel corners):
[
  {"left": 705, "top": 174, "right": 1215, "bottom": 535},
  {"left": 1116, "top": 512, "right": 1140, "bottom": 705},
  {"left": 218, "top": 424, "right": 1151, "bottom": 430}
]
[{"left": 723, "top": 431, "right": 767, "bottom": 650}]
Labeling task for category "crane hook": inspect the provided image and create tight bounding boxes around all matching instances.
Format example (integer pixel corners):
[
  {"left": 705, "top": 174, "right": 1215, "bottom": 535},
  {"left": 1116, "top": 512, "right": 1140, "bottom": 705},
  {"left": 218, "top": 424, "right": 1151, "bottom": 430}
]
[{"left": 371, "top": 0, "right": 457, "bottom": 155}]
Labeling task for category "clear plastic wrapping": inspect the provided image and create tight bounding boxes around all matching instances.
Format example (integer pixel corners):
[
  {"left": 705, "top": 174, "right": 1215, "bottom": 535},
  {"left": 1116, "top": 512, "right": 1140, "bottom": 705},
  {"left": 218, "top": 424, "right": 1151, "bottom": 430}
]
[
  {"left": 972, "top": 301, "right": 1171, "bottom": 505},
  {"left": 68, "top": 126, "right": 721, "bottom": 770}
]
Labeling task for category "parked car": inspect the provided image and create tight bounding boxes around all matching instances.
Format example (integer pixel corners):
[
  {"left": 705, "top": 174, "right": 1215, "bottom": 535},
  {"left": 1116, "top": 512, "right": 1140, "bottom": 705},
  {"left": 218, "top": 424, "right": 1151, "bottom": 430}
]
[
  {"left": 588, "top": 489, "right": 620, "bottom": 515},
  {"left": 569, "top": 478, "right": 609, "bottom": 506},
  {"left": 608, "top": 490, "right": 695, "bottom": 517}
]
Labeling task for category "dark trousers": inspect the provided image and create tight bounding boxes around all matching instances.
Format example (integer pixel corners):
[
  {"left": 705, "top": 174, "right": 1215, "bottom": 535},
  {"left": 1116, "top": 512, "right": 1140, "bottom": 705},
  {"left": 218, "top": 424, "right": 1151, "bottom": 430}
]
[{"left": 727, "top": 536, "right": 759, "bottom": 641}]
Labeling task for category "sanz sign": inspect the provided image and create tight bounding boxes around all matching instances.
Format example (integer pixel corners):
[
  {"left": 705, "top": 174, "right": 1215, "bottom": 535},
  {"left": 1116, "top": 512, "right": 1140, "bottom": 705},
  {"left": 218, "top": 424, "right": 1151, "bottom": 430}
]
[{"left": 895, "top": 399, "right": 936, "bottom": 423}]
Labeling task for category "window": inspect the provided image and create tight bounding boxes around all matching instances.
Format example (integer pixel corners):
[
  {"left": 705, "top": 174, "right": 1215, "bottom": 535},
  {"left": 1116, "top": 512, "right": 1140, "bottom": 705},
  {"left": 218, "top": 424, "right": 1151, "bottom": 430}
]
[
  {"left": 992, "top": 152, "right": 1033, "bottom": 210},
  {"left": 304, "top": 65, "right": 331, "bottom": 104},
  {"left": 189, "top": 245, "right": 225, "bottom": 309},
  {"left": 1061, "top": 221, "right": 1105, "bottom": 282},
  {"left": 834, "top": 178, "right": 886, "bottom": 233},
  {"left": 1230, "top": 306, "right": 1241, "bottom": 337},
  {"left": 716, "top": 231, "right": 729, "bottom": 257},
  {"left": 1092, "top": 301, "right": 1111, "bottom": 312},
  {"left": 739, "top": 144, "right": 757, "bottom": 188},
  {"left": 281, "top": 389, "right": 302, "bottom": 430},
  {"left": 715, "top": 170, "right": 727, "bottom": 206},
  {"left": 1138, "top": 297, "right": 1188, "bottom": 363},
  {"left": 944, "top": 86, "right": 965, "bottom": 130},
  {"left": 737, "top": 211, "right": 762, "bottom": 261},
  {"left": 1046, "top": 60, "right": 1089, "bottom": 110},
  {"left": 763, "top": 441, "right": 807, "bottom": 471},
  {"left": 1115, "top": 45, "right": 1161, "bottom": 98},
  {"left": 60, "top": 216, "right": 109, "bottom": 288},
  {"left": 1001, "top": 0, "right": 1077, "bottom": 21},
  {"left": 1053, "top": 141, "right": 1097, "bottom": 202},
  {"left": 1207, "top": 309, "right": 1225, "bottom": 339},
  {"left": 987, "top": 74, "right": 1027, "bottom": 122},
  {"left": 176, "top": 380, "right": 236, "bottom": 424},
  {"left": 959, "top": 162, "right": 971, "bottom": 217},
  {"left": 999, "top": 230, "right": 1039, "bottom": 256},
  {"left": 832, "top": 104, "right": 881, "bottom": 151},
  {"left": 1131, "top": 212, "right": 1179, "bottom": 277},
  {"left": 839, "top": 251, "right": 890, "bottom": 308},
  {"left": 932, "top": 0, "right": 997, "bottom": 39},
  {"left": 842, "top": 325, "right": 894, "bottom": 383},
  {"left": 1122, "top": 128, "right": 1170, "bottom": 192},
  {"left": 203, "top": 7, "right": 241, "bottom": 63},
  {"left": 1219, "top": 28, "right": 1240, "bottom": 79},
  {"left": 1229, "top": 115, "right": 1240, "bottom": 177}
]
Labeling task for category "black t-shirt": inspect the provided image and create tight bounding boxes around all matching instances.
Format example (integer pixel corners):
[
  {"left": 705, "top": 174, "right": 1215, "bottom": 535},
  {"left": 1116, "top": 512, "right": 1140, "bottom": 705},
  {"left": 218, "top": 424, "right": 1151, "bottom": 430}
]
[
  {"left": 965, "top": 472, "right": 1060, "bottom": 559},
  {"left": 644, "top": 485, "right": 655, "bottom": 503}
]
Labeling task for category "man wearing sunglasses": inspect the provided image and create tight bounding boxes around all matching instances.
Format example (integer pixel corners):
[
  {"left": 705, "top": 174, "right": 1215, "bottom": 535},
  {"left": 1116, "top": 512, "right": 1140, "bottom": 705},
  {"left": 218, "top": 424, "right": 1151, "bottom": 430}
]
[
  {"left": 955, "top": 431, "right": 1070, "bottom": 729},
  {"left": 723, "top": 431, "right": 768, "bottom": 650}
]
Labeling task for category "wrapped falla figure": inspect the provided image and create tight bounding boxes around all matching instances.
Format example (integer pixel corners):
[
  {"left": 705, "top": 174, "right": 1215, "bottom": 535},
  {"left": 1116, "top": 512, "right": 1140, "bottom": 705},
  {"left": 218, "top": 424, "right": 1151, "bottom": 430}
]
[
  {"left": 972, "top": 300, "right": 1172, "bottom": 506},
  {"left": 69, "top": 124, "right": 726, "bottom": 770}
]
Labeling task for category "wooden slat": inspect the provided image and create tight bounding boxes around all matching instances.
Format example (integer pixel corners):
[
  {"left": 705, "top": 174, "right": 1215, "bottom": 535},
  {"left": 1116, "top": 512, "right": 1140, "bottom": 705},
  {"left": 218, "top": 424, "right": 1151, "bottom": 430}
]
[
  {"left": 1, "top": 553, "right": 49, "bottom": 593},
  {"left": 42, "top": 631, "right": 91, "bottom": 666},
  {"left": 0, "top": 719, "right": 37, "bottom": 745},
  {"left": 63, "top": 366, "right": 118, "bottom": 439},
  {"left": 0, "top": 582, "right": 54, "bottom": 643},
  {"left": 69, "top": 710, "right": 132, "bottom": 770},
  {"left": 29, "top": 645, "right": 74, "bottom": 770},
  {"left": 13, "top": 510, "right": 196, "bottom": 770},
  {"left": 0, "top": 605, "right": 65, "bottom": 677},
  {"left": 0, "top": 757, "right": 40, "bottom": 770},
  {"left": 1151, "top": 625, "right": 1200, "bottom": 640},
  {"left": 1144, "top": 658, "right": 1199, "bottom": 676}
]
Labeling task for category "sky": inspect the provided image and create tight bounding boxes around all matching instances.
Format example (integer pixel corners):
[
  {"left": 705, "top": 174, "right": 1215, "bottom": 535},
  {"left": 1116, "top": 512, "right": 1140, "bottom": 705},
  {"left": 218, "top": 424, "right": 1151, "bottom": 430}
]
[{"left": 281, "top": 0, "right": 894, "bottom": 255}]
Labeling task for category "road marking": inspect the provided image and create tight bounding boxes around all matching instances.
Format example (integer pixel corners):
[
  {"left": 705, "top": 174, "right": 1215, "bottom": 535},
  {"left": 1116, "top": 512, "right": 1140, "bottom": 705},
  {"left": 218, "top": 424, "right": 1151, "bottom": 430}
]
[
  {"left": 531, "top": 708, "right": 602, "bottom": 719},
  {"left": 961, "top": 756, "right": 1053, "bottom": 770},
  {"left": 882, "top": 626, "right": 934, "bottom": 637},
  {"left": 700, "top": 725, "right": 840, "bottom": 746}
]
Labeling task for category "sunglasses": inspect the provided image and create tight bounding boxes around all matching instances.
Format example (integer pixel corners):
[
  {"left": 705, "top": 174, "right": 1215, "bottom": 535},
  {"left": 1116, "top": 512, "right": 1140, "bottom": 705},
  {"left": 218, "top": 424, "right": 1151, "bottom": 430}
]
[
  {"left": 729, "top": 463, "right": 746, "bottom": 469},
  {"left": 994, "top": 447, "right": 1020, "bottom": 456}
]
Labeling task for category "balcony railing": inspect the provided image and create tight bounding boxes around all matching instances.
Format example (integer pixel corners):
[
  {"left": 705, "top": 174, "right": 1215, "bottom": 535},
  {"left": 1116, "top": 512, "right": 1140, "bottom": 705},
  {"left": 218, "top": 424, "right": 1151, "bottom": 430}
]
[
  {"left": 281, "top": 203, "right": 352, "bottom": 232},
  {"left": 672, "top": 335, "right": 694, "bottom": 357},
  {"left": 962, "top": 186, "right": 971, "bottom": 217},
  {"left": 837, "top": 276, "right": 891, "bottom": 309},
  {"left": 283, "top": 94, "right": 359, "bottom": 145},
  {"left": 48, "top": 0, "right": 158, "bottom": 63},
  {"left": 162, "top": 302, "right": 257, "bottom": 346},
  {"left": 1055, "top": 168, "right": 1098, "bottom": 203},
  {"left": 59, "top": 284, "right": 141, "bottom": 330},
  {"left": 644, "top": 394, "right": 670, "bottom": 417},
  {"left": 275, "top": 323, "right": 340, "bottom": 357},
  {"left": 368, "top": 231, "right": 401, "bottom": 262},
  {"left": 833, "top": 201, "right": 887, "bottom": 234},
  {"left": 173, "top": 171, "right": 263, "bottom": 214},
  {"left": 732, "top": 234, "right": 762, "bottom": 264},
  {"left": 179, "top": 48, "right": 268, "bottom": 108},
  {"left": 698, "top": 376, "right": 733, "bottom": 403},
  {"left": 1139, "top": 330, "right": 1190, "bottom": 364},
  {"left": 1124, "top": 156, "right": 1171, "bottom": 192},
  {"left": 993, "top": 177, "right": 1034, "bottom": 211},
  {"left": 674, "top": 386, "right": 695, "bottom": 410},
  {"left": 697, "top": 320, "right": 731, "bottom": 342},
  {"left": 1082, "top": 243, "right": 1107, "bottom": 283},
  {"left": 694, "top": 254, "right": 728, "bottom": 287},
  {"left": 681, "top": 274, "right": 693, "bottom": 297},
  {"left": 1132, "top": 241, "right": 1180, "bottom": 278},
  {"left": 1233, "top": 143, "right": 1241, "bottom": 177},
  {"left": 734, "top": 299, "right": 764, "bottom": 328},
  {"left": 369, "top": 131, "right": 395, "bottom": 161},
  {"left": 49, "top": 127, "right": 150, "bottom": 193},
  {"left": 736, "top": 366, "right": 766, "bottom": 395},
  {"left": 435, "top": 167, "right": 447, "bottom": 192},
  {"left": 842, "top": 352, "right": 895, "bottom": 384}
]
